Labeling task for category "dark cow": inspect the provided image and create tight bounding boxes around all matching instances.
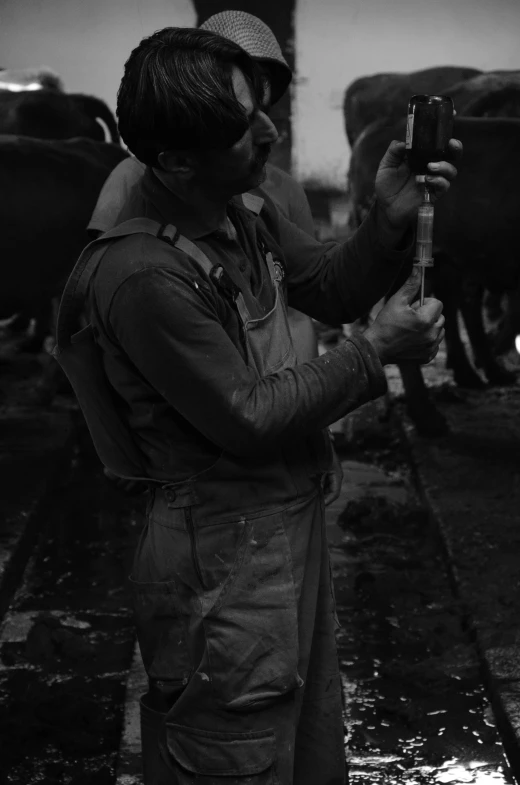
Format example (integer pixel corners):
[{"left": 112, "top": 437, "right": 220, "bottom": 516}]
[
  {"left": 348, "top": 116, "right": 520, "bottom": 434},
  {"left": 0, "top": 136, "right": 128, "bottom": 352},
  {"left": 343, "top": 65, "right": 482, "bottom": 148},
  {"left": 0, "top": 89, "right": 120, "bottom": 143}
]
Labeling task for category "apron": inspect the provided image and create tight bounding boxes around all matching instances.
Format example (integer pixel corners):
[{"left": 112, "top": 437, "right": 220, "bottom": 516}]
[{"left": 54, "top": 212, "right": 345, "bottom": 784}]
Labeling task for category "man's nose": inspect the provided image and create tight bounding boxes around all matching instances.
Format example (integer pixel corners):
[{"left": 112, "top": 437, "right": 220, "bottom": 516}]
[{"left": 254, "top": 110, "right": 279, "bottom": 144}]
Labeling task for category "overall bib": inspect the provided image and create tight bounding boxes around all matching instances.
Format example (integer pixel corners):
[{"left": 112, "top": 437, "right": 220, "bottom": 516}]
[{"left": 55, "top": 214, "right": 346, "bottom": 785}]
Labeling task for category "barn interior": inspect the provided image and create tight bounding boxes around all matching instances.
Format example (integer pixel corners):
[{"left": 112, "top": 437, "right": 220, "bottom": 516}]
[{"left": 0, "top": 1, "right": 519, "bottom": 783}]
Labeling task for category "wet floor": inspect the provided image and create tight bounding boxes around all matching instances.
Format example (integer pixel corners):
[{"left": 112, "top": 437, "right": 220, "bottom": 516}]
[
  {"left": 330, "top": 412, "right": 515, "bottom": 784},
  {"left": 0, "top": 436, "right": 144, "bottom": 784},
  {"left": 0, "top": 373, "right": 517, "bottom": 782}
]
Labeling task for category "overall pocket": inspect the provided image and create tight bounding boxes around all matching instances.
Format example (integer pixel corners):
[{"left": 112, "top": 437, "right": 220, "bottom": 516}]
[
  {"left": 129, "top": 577, "right": 192, "bottom": 689},
  {"left": 129, "top": 495, "right": 197, "bottom": 692},
  {"left": 242, "top": 283, "right": 295, "bottom": 377},
  {"left": 196, "top": 510, "right": 301, "bottom": 711},
  {"left": 164, "top": 723, "right": 278, "bottom": 783}
]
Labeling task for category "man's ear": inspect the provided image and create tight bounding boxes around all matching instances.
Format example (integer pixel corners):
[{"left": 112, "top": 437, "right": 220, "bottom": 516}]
[{"left": 158, "top": 150, "right": 194, "bottom": 177}]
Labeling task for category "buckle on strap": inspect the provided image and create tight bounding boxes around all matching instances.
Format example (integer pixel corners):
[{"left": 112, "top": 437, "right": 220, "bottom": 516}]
[
  {"left": 210, "top": 265, "right": 240, "bottom": 302},
  {"left": 157, "top": 223, "right": 181, "bottom": 246}
]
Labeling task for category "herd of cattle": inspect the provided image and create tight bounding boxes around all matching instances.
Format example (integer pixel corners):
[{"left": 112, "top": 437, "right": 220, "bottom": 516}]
[{"left": 0, "top": 63, "right": 519, "bottom": 435}]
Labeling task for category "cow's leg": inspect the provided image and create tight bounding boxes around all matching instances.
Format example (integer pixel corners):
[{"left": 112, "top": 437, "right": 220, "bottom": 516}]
[
  {"left": 7, "top": 312, "right": 32, "bottom": 334},
  {"left": 484, "top": 288, "right": 505, "bottom": 323},
  {"left": 29, "top": 298, "right": 72, "bottom": 405},
  {"left": 32, "top": 359, "right": 70, "bottom": 406},
  {"left": 18, "top": 298, "right": 54, "bottom": 353},
  {"left": 492, "top": 286, "right": 520, "bottom": 356},
  {"left": 397, "top": 361, "right": 449, "bottom": 436},
  {"left": 459, "top": 278, "right": 517, "bottom": 386},
  {"left": 432, "top": 260, "right": 486, "bottom": 389}
]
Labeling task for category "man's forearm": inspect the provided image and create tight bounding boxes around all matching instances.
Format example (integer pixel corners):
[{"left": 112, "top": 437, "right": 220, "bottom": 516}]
[
  {"left": 208, "top": 334, "right": 387, "bottom": 457},
  {"left": 281, "top": 203, "right": 414, "bottom": 324}
]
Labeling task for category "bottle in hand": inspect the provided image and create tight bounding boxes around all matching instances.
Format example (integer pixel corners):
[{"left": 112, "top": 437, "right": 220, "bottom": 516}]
[{"left": 406, "top": 95, "right": 454, "bottom": 175}]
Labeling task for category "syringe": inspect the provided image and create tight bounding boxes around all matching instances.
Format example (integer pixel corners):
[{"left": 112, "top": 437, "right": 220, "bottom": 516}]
[{"left": 414, "top": 177, "right": 434, "bottom": 307}]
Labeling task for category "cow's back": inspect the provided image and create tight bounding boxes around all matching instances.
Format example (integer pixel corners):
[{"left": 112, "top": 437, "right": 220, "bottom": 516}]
[
  {"left": 0, "top": 88, "right": 120, "bottom": 142},
  {"left": 0, "top": 90, "right": 81, "bottom": 139},
  {"left": 447, "top": 71, "right": 520, "bottom": 117},
  {"left": 344, "top": 65, "right": 482, "bottom": 147}
]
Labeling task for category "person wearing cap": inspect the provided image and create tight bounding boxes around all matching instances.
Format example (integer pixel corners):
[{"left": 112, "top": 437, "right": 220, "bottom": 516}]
[
  {"left": 64, "top": 24, "right": 460, "bottom": 785},
  {"left": 89, "top": 10, "right": 344, "bottom": 505}
]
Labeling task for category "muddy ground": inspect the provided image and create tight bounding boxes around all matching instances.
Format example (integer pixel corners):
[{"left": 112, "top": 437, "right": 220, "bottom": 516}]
[{"left": 0, "top": 334, "right": 518, "bottom": 782}]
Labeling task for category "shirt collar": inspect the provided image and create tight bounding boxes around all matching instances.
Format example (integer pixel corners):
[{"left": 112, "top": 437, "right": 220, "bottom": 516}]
[{"left": 140, "top": 167, "right": 265, "bottom": 240}]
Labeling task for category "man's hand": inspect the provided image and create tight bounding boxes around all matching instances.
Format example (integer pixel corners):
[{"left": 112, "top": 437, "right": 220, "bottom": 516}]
[
  {"left": 323, "top": 444, "right": 344, "bottom": 506},
  {"left": 374, "top": 138, "right": 462, "bottom": 239},
  {"left": 364, "top": 267, "right": 445, "bottom": 365}
]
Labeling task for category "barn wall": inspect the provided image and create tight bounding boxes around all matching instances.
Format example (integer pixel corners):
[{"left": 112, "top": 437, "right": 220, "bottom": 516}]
[
  {"left": 1, "top": 0, "right": 519, "bottom": 193},
  {"left": 293, "top": 0, "right": 520, "bottom": 190},
  {"left": 0, "top": 0, "right": 293, "bottom": 168},
  {"left": 0, "top": 0, "right": 196, "bottom": 109}
]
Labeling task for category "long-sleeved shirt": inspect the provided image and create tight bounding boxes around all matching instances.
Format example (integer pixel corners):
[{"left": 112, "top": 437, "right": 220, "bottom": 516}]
[{"left": 90, "top": 167, "right": 412, "bottom": 480}]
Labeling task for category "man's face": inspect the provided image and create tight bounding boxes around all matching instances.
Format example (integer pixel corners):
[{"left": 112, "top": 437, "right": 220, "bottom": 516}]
[{"left": 191, "top": 66, "right": 278, "bottom": 196}]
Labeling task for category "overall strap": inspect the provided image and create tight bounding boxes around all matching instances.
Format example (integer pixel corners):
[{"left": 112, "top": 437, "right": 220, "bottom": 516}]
[
  {"left": 161, "top": 229, "right": 247, "bottom": 306},
  {"left": 56, "top": 242, "right": 112, "bottom": 348},
  {"left": 163, "top": 232, "right": 214, "bottom": 278},
  {"left": 55, "top": 218, "right": 218, "bottom": 349},
  {"left": 103, "top": 218, "right": 215, "bottom": 278}
]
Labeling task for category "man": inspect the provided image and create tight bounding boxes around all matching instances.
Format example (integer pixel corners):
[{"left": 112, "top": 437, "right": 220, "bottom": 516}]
[
  {"left": 59, "top": 26, "right": 459, "bottom": 784},
  {"left": 88, "top": 11, "right": 344, "bottom": 504}
]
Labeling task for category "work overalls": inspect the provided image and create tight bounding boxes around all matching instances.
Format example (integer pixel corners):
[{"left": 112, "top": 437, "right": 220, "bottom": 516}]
[{"left": 56, "top": 213, "right": 347, "bottom": 784}]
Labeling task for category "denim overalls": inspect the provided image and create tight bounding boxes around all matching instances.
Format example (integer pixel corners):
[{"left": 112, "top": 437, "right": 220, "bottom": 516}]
[{"left": 55, "top": 208, "right": 346, "bottom": 784}]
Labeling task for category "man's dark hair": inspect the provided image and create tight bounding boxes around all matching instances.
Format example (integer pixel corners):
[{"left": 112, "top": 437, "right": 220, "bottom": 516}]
[{"left": 117, "top": 27, "right": 265, "bottom": 166}]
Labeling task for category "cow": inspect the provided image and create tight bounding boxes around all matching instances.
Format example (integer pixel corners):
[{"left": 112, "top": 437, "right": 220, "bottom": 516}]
[
  {"left": 0, "top": 89, "right": 120, "bottom": 143},
  {"left": 347, "top": 116, "right": 520, "bottom": 435},
  {"left": 343, "top": 65, "right": 482, "bottom": 148},
  {"left": 0, "top": 135, "right": 128, "bottom": 355}
]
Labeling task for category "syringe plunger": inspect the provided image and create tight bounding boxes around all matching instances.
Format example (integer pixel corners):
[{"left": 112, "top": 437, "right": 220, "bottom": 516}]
[
  {"left": 414, "top": 189, "right": 434, "bottom": 268},
  {"left": 414, "top": 186, "right": 434, "bottom": 306}
]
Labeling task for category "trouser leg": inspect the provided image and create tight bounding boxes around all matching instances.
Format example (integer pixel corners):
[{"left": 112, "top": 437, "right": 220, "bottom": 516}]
[
  {"left": 133, "top": 491, "right": 345, "bottom": 784},
  {"left": 141, "top": 697, "right": 178, "bottom": 785},
  {"left": 293, "top": 504, "right": 346, "bottom": 785}
]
